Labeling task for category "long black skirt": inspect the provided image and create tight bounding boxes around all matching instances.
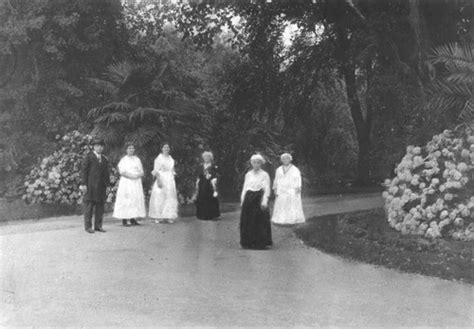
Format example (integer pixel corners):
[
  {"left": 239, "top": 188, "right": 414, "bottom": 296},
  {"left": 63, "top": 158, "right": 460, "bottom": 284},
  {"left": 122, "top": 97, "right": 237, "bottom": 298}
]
[
  {"left": 196, "top": 179, "right": 220, "bottom": 220},
  {"left": 240, "top": 190, "right": 273, "bottom": 250}
]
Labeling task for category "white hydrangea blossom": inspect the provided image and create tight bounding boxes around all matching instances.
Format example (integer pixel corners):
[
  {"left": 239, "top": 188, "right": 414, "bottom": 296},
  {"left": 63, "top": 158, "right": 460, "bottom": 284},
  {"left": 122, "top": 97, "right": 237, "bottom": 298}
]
[
  {"left": 383, "top": 127, "right": 474, "bottom": 241},
  {"left": 23, "top": 131, "right": 119, "bottom": 205}
]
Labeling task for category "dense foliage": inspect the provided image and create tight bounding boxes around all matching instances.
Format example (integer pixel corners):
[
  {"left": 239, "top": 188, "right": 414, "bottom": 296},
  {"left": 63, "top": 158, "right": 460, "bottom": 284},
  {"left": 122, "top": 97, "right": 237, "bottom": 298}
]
[
  {"left": 1, "top": 0, "right": 472, "bottom": 207},
  {"left": 23, "top": 131, "right": 119, "bottom": 205},
  {"left": 383, "top": 127, "right": 474, "bottom": 240},
  {"left": 0, "top": 0, "right": 127, "bottom": 170},
  {"left": 177, "top": 0, "right": 473, "bottom": 186}
]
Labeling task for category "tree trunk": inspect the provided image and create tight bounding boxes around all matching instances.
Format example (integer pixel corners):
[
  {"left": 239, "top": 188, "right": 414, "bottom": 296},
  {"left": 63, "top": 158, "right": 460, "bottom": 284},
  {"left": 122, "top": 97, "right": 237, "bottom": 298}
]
[
  {"left": 335, "top": 23, "right": 372, "bottom": 186},
  {"left": 342, "top": 63, "right": 371, "bottom": 185}
]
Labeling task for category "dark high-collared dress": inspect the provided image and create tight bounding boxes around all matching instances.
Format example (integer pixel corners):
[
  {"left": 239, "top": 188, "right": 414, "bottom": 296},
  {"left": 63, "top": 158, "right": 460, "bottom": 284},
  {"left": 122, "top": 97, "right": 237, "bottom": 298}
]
[{"left": 195, "top": 164, "right": 220, "bottom": 220}]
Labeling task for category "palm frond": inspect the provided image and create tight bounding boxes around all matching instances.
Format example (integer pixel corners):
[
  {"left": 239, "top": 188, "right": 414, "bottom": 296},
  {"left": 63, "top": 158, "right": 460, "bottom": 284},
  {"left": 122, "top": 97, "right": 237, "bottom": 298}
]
[
  {"left": 86, "top": 78, "right": 118, "bottom": 96},
  {"left": 445, "top": 72, "right": 474, "bottom": 85},
  {"left": 459, "top": 98, "right": 474, "bottom": 123},
  {"left": 101, "top": 128, "right": 126, "bottom": 147},
  {"left": 129, "top": 107, "right": 186, "bottom": 123},
  {"left": 428, "top": 94, "right": 463, "bottom": 112},
  {"left": 88, "top": 107, "right": 103, "bottom": 120},
  {"left": 102, "top": 102, "right": 133, "bottom": 113},
  {"left": 94, "top": 112, "right": 128, "bottom": 126},
  {"left": 431, "top": 79, "right": 473, "bottom": 99},
  {"left": 429, "top": 42, "right": 474, "bottom": 124},
  {"left": 430, "top": 42, "right": 474, "bottom": 71},
  {"left": 88, "top": 102, "right": 133, "bottom": 119},
  {"left": 130, "top": 107, "right": 168, "bottom": 122},
  {"left": 104, "top": 61, "right": 134, "bottom": 85},
  {"left": 128, "top": 126, "right": 163, "bottom": 147}
]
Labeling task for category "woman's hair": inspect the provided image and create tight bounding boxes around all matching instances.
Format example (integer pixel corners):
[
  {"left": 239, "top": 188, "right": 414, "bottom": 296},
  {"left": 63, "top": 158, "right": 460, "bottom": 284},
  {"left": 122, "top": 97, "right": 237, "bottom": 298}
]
[
  {"left": 125, "top": 142, "right": 136, "bottom": 149},
  {"left": 202, "top": 151, "right": 214, "bottom": 160},
  {"left": 250, "top": 153, "right": 266, "bottom": 164},
  {"left": 160, "top": 141, "right": 170, "bottom": 150},
  {"left": 280, "top": 153, "right": 293, "bottom": 161}
]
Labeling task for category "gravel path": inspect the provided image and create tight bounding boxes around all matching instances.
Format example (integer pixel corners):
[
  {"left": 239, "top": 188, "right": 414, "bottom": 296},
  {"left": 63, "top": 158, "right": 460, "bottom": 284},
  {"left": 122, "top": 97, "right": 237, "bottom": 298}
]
[{"left": 0, "top": 193, "right": 472, "bottom": 327}]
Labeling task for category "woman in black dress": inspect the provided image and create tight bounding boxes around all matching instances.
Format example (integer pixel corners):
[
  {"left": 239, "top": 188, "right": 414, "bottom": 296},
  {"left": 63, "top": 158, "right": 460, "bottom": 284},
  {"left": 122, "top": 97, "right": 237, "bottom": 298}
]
[
  {"left": 194, "top": 151, "right": 220, "bottom": 221},
  {"left": 239, "top": 154, "right": 272, "bottom": 250}
]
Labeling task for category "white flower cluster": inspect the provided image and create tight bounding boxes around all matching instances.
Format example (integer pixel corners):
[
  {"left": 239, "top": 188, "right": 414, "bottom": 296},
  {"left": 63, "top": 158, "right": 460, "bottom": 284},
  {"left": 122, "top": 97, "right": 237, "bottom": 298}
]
[
  {"left": 23, "top": 131, "right": 119, "bottom": 205},
  {"left": 383, "top": 128, "right": 474, "bottom": 240}
]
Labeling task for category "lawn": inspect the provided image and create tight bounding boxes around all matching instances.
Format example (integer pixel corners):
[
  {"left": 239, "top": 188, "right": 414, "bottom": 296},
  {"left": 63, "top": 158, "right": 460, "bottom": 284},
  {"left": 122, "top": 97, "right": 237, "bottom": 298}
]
[{"left": 295, "top": 209, "right": 474, "bottom": 284}]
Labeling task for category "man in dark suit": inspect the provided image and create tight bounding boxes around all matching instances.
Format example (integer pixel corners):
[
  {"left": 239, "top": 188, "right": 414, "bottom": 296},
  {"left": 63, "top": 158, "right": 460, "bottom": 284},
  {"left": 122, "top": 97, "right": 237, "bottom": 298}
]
[{"left": 80, "top": 138, "right": 110, "bottom": 234}]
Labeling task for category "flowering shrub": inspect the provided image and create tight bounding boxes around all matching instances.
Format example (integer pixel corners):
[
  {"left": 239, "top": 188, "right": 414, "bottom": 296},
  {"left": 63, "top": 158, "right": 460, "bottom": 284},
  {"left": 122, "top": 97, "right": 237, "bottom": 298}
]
[
  {"left": 23, "top": 131, "right": 119, "bottom": 205},
  {"left": 383, "top": 127, "right": 474, "bottom": 240}
]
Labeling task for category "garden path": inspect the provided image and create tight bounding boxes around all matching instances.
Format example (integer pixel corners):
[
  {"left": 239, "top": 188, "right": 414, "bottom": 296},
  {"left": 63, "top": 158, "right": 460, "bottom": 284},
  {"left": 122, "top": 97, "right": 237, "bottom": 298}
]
[{"left": 1, "top": 193, "right": 473, "bottom": 327}]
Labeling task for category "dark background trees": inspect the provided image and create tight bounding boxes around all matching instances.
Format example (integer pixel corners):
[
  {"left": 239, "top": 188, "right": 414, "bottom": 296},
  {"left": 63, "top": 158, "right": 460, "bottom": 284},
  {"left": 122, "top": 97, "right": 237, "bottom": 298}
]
[
  {"left": 0, "top": 0, "right": 472, "bottom": 199},
  {"left": 178, "top": 0, "right": 472, "bottom": 192},
  {"left": 0, "top": 0, "right": 127, "bottom": 170}
]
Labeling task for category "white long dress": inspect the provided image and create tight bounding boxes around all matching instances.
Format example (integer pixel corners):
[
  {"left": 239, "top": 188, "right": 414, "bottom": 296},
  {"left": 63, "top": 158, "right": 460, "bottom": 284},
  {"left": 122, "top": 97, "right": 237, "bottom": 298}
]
[
  {"left": 271, "top": 165, "right": 305, "bottom": 225},
  {"left": 113, "top": 155, "right": 146, "bottom": 219},
  {"left": 148, "top": 154, "right": 178, "bottom": 219}
]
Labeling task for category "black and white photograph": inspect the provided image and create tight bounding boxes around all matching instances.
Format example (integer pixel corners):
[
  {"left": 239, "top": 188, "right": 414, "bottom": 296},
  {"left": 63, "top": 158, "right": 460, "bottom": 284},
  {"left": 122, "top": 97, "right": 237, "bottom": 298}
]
[{"left": 0, "top": 0, "right": 473, "bottom": 327}]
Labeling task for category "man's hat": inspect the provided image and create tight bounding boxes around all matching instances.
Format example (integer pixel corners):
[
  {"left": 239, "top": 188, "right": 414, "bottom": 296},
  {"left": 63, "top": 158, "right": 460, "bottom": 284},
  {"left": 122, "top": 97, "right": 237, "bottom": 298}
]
[{"left": 91, "top": 137, "right": 105, "bottom": 146}]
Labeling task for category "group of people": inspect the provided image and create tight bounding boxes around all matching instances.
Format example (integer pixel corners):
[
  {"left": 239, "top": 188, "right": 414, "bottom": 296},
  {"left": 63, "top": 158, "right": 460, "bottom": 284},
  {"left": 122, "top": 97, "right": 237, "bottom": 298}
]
[{"left": 80, "top": 137, "right": 305, "bottom": 250}]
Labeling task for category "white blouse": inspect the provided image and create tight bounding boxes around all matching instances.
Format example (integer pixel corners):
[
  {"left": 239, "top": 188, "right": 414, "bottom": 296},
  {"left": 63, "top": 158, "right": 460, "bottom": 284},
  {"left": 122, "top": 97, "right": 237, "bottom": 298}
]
[
  {"left": 152, "top": 154, "right": 175, "bottom": 175},
  {"left": 241, "top": 169, "right": 271, "bottom": 204},
  {"left": 118, "top": 155, "right": 144, "bottom": 178},
  {"left": 273, "top": 165, "right": 302, "bottom": 194}
]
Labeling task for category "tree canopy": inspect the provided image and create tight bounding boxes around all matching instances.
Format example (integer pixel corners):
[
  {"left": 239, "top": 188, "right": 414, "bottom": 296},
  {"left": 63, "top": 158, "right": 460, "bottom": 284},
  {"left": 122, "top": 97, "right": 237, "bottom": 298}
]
[{"left": 1, "top": 0, "right": 472, "bottom": 198}]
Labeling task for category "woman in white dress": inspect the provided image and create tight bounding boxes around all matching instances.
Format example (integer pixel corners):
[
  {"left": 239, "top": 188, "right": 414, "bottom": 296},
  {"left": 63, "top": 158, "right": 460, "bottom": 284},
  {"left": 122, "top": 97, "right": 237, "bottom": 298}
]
[
  {"left": 271, "top": 153, "right": 305, "bottom": 225},
  {"left": 149, "top": 142, "right": 178, "bottom": 223},
  {"left": 113, "top": 143, "right": 146, "bottom": 226}
]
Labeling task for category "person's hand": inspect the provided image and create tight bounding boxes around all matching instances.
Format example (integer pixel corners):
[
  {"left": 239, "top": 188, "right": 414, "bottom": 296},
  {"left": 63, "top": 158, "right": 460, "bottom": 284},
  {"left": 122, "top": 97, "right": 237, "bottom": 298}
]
[
  {"left": 156, "top": 177, "right": 163, "bottom": 189},
  {"left": 261, "top": 201, "right": 268, "bottom": 209},
  {"left": 295, "top": 187, "right": 301, "bottom": 194},
  {"left": 213, "top": 191, "right": 218, "bottom": 198},
  {"left": 79, "top": 185, "right": 87, "bottom": 193},
  {"left": 191, "top": 194, "right": 197, "bottom": 202}
]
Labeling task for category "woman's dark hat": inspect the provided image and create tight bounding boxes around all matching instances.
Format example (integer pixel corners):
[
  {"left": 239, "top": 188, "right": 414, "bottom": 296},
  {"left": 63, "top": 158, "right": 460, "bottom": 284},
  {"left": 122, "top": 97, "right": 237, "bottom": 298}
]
[{"left": 91, "top": 137, "right": 105, "bottom": 146}]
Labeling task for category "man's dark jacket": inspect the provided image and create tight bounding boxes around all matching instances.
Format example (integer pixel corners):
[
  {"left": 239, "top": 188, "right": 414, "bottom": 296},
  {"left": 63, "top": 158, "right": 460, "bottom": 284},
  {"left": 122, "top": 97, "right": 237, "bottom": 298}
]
[{"left": 82, "top": 152, "right": 110, "bottom": 202}]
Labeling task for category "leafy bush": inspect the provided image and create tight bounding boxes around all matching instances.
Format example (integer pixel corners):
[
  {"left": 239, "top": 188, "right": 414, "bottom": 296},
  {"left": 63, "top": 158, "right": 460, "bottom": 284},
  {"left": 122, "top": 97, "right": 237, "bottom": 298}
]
[
  {"left": 23, "top": 131, "right": 119, "bottom": 205},
  {"left": 383, "top": 126, "right": 474, "bottom": 240}
]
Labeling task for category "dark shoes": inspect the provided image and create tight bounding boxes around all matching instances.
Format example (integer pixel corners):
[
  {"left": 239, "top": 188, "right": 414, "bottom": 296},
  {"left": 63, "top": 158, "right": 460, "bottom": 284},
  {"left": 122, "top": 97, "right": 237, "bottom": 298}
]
[
  {"left": 85, "top": 228, "right": 105, "bottom": 233},
  {"left": 123, "top": 219, "right": 140, "bottom": 226}
]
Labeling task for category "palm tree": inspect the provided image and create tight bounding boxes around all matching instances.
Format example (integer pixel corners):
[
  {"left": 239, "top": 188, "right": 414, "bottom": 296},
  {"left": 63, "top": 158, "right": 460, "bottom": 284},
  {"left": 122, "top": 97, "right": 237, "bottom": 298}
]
[
  {"left": 87, "top": 60, "right": 203, "bottom": 156},
  {"left": 429, "top": 42, "right": 474, "bottom": 125}
]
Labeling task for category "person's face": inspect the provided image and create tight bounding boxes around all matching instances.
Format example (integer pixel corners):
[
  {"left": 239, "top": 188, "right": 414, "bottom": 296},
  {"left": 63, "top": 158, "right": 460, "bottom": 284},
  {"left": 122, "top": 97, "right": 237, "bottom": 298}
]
[
  {"left": 251, "top": 159, "right": 262, "bottom": 170},
  {"left": 126, "top": 145, "right": 135, "bottom": 156},
  {"left": 94, "top": 144, "right": 104, "bottom": 154},
  {"left": 281, "top": 156, "right": 292, "bottom": 166},
  {"left": 202, "top": 154, "right": 212, "bottom": 163},
  {"left": 162, "top": 144, "right": 170, "bottom": 154}
]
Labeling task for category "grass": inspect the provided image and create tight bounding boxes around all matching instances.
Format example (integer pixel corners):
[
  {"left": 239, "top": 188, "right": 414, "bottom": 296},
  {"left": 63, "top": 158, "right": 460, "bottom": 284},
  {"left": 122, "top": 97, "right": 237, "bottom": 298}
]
[{"left": 295, "top": 209, "right": 474, "bottom": 284}]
